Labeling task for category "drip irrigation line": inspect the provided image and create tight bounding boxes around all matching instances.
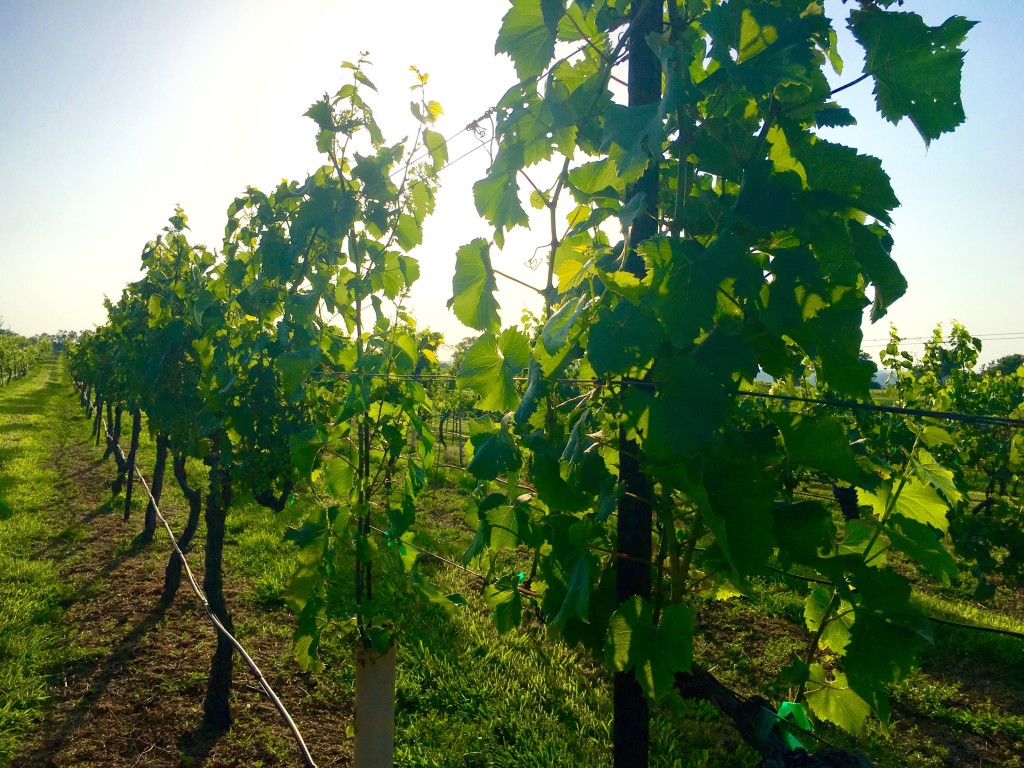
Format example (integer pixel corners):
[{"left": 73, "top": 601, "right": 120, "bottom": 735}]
[{"left": 100, "top": 418, "right": 318, "bottom": 768}]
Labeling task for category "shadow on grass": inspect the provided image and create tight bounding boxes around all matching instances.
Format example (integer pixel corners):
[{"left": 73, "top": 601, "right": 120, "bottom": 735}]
[
  {"left": 176, "top": 721, "right": 227, "bottom": 766},
  {"left": 17, "top": 604, "right": 183, "bottom": 766},
  {"left": 0, "top": 379, "right": 66, "bottom": 415}
]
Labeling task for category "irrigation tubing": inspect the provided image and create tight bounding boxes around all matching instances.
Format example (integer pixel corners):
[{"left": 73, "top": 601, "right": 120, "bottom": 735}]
[{"left": 101, "top": 418, "right": 318, "bottom": 768}]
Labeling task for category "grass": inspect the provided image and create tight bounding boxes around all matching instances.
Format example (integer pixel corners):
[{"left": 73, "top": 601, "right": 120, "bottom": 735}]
[{"left": 0, "top": 358, "right": 85, "bottom": 763}]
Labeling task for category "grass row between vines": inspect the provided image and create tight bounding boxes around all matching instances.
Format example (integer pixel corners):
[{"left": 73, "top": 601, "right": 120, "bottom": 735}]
[{"left": 0, "top": 359, "right": 87, "bottom": 762}]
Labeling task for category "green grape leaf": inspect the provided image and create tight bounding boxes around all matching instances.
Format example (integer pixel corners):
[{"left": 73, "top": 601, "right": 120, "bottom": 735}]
[
  {"left": 737, "top": 8, "right": 779, "bottom": 64},
  {"left": 486, "top": 502, "right": 521, "bottom": 551},
  {"left": 843, "top": 609, "right": 925, "bottom": 727},
  {"left": 410, "top": 571, "right": 461, "bottom": 612},
  {"left": 323, "top": 457, "right": 354, "bottom": 498},
  {"left": 794, "top": 138, "right": 899, "bottom": 225},
  {"left": 606, "top": 597, "right": 695, "bottom": 702},
  {"left": 805, "top": 664, "right": 872, "bottom": 735},
  {"left": 699, "top": 428, "right": 780, "bottom": 577},
  {"left": 473, "top": 172, "right": 530, "bottom": 240},
  {"left": 567, "top": 159, "right": 621, "bottom": 197},
  {"left": 289, "top": 427, "right": 327, "bottom": 478},
  {"left": 850, "top": 9, "right": 976, "bottom": 146},
  {"left": 304, "top": 100, "right": 334, "bottom": 131},
  {"left": 395, "top": 215, "right": 423, "bottom": 253},
  {"left": 458, "top": 329, "right": 530, "bottom": 413},
  {"left": 542, "top": 295, "right": 590, "bottom": 355},
  {"left": 606, "top": 596, "right": 654, "bottom": 673},
  {"left": 276, "top": 348, "right": 320, "bottom": 394},
  {"left": 395, "top": 532, "right": 419, "bottom": 573},
  {"left": 849, "top": 221, "right": 904, "bottom": 322},
  {"left": 774, "top": 501, "right": 838, "bottom": 566},
  {"left": 467, "top": 417, "right": 522, "bottom": 481},
  {"left": 450, "top": 239, "right": 501, "bottom": 333},
  {"left": 550, "top": 555, "right": 591, "bottom": 629},
  {"left": 495, "top": 0, "right": 563, "bottom": 80},
  {"left": 773, "top": 412, "right": 862, "bottom": 485},
  {"left": 601, "top": 103, "right": 659, "bottom": 181},
  {"left": 284, "top": 520, "right": 329, "bottom": 548},
  {"left": 919, "top": 425, "right": 954, "bottom": 448},
  {"left": 859, "top": 477, "right": 949, "bottom": 533},
  {"left": 838, "top": 519, "right": 878, "bottom": 560},
  {"left": 886, "top": 515, "right": 958, "bottom": 584},
  {"left": 587, "top": 300, "right": 660, "bottom": 375},
  {"left": 912, "top": 449, "right": 964, "bottom": 505},
  {"left": 484, "top": 580, "right": 523, "bottom": 634},
  {"left": 804, "top": 586, "right": 854, "bottom": 654},
  {"left": 422, "top": 128, "right": 448, "bottom": 174},
  {"left": 292, "top": 597, "right": 324, "bottom": 672}
]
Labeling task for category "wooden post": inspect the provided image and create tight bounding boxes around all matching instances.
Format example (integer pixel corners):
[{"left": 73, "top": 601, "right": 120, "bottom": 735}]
[{"left": 614, "top": 2, "right": 661, "bottom": 767}]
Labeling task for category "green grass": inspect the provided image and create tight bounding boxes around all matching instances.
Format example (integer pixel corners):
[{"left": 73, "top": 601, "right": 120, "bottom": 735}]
[{"left": 0, "top": 357, "right": 83, "bottom": 762}]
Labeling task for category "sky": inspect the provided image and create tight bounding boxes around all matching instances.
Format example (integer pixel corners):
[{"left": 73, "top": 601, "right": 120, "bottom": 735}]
[{"left": 0, "top": 0, "right": 1021, "bottom": 365}]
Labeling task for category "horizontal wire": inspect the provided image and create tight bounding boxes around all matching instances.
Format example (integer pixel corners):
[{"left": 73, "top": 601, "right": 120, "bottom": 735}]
[
  {"left": 364, "top": 523, "right": 539, "bottom": 599},
  {"left": 314, "top": 370, "right": 1024, "bottom": 429},
  {"left": 740, "top": 391, "right": 1024, "bottom": 429}
]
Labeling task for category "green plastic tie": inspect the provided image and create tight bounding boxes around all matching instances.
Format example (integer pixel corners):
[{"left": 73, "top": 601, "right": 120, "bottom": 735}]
[{"left": 776, "top": 701, "right": 812, "bottom": 751}]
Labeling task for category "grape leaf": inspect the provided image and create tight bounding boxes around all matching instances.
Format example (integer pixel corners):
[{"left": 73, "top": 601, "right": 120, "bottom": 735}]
[
  {"left": 859, "top": 477, "right": 949, "bottom": 533},
  {"left": 794, "top": 138, "right": 899, "bottom": 225},
  {"left": 495, "top": 0, "right": 563, "bottom": 80},
  {"left": 850, "top": 9, "right": 976, "bottom": 146},
  {"left": 849, "top": 220, "right": 904, "bottom": 323},
  {"left": 912, "top": 448, "right": 964, "bottom": 505},
  {"left": 449, "top": 239, "right": 501, "bottom": 333},
  {"left": 587, "top": 300, "right": 660, "bottom": 375},
  {"left": 458, "top": 329, "right": 530, "bottom": 413},
  {"left": 484, "top": 581, "right": 523, "bottom": 634},
  {"left": 773, "top": 412, "right": 862, "bottom": 486},
  {"left": 473, "top": 172, "right": 530, "bottom": 242},
  {"left": 606, "top": 597, "right": 695, "bottom": 702},
  {"left": 804, "top": 586, "right": 853, "bottom": 654},
  {"left": 423, "top": 128, "right": 448, "bottom": 174},
  {"left": 805, "top": 664, "right": 871, "bottom": 735}
]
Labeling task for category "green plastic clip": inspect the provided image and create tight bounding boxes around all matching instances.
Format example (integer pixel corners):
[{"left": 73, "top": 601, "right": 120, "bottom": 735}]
[{"left": 777, "top": 701, "right": 812, "bottom": 751}]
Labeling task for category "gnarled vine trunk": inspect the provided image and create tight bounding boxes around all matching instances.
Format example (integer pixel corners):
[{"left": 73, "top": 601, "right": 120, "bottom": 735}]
[
  {"left": 203, "top": 465, "right": 234, "bottom": 728},
  {"left": 141, "top": 433, "right": 168, "bottom": 542},
  {"left": 123, "top": 409, "right": 142, "bottom": 522},
  {"left": 161, "top": 452, "right": 203, "bottom": 606}
]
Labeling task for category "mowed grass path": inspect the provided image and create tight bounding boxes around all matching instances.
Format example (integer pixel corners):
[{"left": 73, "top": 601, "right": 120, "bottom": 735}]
[{"left": 0, "top": 357, "right": 84, "bottom": 762}]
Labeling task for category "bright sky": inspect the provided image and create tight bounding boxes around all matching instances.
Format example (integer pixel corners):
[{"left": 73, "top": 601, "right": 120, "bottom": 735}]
[{"left": 0, "top": 1, "right": 1020, "bottom": 364}]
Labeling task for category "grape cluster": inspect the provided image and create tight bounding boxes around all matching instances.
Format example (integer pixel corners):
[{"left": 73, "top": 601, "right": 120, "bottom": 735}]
[{"left": 248, "top": 448, "right": 290, "bottom": 493}]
